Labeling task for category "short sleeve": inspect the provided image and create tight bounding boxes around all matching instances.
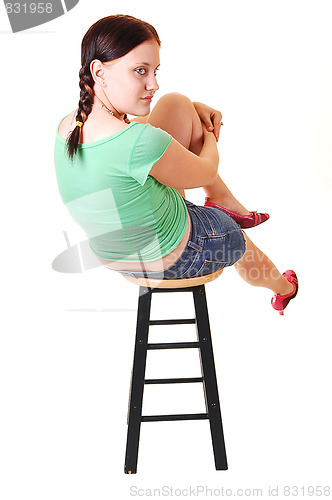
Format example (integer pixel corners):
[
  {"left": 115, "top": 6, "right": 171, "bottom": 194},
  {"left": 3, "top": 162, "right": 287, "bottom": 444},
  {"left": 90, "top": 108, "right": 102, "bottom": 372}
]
[{"left": 129, "top": 124, "right": 172, "bottom": 185}]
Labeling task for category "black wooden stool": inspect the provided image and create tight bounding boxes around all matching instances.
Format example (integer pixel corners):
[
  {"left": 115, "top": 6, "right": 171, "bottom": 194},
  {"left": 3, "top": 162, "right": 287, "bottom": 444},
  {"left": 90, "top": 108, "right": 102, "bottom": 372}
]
[{"left": 122, "top": 270, "right": 227, "bottom": 474}]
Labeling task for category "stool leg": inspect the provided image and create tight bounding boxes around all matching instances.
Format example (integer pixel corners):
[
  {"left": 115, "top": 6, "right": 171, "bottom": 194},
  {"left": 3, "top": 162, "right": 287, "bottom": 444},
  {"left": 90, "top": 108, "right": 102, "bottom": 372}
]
[
  {"left": 193, "top": 285, "right": 228, "bottom": 470},
  {"left": 124, "top": 286, "right": 151, "bottom": 474}
]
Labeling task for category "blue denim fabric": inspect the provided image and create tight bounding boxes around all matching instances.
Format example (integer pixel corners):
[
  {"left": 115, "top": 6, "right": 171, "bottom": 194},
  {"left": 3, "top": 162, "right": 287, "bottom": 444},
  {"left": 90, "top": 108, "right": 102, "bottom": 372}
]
[{"left": 119, "top": 199, "right": 246, "bottom": 279}]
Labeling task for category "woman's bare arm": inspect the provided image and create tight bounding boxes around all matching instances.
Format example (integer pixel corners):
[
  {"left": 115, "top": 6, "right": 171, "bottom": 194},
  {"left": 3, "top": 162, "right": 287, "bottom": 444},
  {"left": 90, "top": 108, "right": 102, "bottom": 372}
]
[{"left": 149, "top": 125, "right": 219, "bottom": 189}]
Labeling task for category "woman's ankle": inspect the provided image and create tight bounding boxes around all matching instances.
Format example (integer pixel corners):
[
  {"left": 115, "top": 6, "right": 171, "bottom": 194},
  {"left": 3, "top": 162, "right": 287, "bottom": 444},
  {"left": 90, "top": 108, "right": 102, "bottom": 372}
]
[
  {"left": 274, "top": 277, "right": 294, "bottom": 296},
  {"left": 206, "top": 195, "right": 250, "bottom": 215}
]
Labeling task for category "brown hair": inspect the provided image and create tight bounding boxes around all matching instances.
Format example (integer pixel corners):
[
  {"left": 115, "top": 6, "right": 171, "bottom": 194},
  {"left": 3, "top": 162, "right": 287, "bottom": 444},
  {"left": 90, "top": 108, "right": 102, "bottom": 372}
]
[{"left": 66, "top": 15, "right": 161, "bottom": 159}]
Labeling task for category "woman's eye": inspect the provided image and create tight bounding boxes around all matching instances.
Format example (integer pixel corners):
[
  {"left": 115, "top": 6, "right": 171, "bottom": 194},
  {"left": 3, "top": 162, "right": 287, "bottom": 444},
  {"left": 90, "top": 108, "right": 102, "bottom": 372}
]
[{"left": 135, "top": 67, "right": 159, "bottom": 76}]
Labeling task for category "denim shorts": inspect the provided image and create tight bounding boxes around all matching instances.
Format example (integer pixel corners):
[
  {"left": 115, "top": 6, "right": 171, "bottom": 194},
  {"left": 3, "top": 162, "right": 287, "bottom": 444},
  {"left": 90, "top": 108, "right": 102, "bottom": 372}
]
[{"left": 119, "top": 199, "right": 246, "bottom": 280}]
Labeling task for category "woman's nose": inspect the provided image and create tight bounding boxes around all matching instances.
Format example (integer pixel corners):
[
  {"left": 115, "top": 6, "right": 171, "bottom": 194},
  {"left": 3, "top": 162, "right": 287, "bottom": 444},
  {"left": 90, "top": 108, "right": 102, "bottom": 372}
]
[{"left": 146, "top": 75, "right": 159, "bottom": 92}]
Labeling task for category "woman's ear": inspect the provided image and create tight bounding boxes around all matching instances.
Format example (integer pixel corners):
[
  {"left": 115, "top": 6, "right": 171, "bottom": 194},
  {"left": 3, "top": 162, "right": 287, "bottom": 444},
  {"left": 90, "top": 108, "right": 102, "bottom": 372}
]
[{"left": 90, "top": 60, "right": 106, "bottom": 86}]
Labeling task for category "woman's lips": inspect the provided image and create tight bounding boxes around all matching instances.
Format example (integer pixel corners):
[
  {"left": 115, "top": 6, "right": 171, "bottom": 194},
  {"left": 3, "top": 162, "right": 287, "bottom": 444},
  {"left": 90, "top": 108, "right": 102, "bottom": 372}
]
[{"left": 141, "top": 96, "right": 153, "bottom": 102}]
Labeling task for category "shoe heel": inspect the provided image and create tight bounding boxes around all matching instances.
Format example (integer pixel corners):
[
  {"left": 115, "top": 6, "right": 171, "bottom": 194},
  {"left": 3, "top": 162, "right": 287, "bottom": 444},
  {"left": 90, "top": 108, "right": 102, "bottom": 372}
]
[{"left": 279, "top": 310, "right": 284, "bottom": 316}]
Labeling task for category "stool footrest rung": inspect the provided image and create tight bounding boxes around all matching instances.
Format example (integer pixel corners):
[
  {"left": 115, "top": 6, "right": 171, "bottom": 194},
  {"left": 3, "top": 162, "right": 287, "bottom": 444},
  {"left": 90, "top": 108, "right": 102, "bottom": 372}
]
[
  {"left": 147, "top": 341, "right": 199, "bottom": 349},
  {"left": 151, "top": 287, "right": 200, "bottom": 293},
  {"left": 142, "top": 413, "right": 209, "bottom": 422},
  {"left": 145, "top": 377, "right": 203, "bottom": 384},
  {"left": 149, "top": 318, "right": 196, "bottom": 326}
]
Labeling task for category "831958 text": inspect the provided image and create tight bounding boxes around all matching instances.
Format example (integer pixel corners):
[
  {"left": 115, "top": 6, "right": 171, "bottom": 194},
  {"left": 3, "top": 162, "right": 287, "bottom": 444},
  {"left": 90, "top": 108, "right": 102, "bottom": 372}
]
[{"left": 5, "top": 3, "right": 53, "bottom": 14}]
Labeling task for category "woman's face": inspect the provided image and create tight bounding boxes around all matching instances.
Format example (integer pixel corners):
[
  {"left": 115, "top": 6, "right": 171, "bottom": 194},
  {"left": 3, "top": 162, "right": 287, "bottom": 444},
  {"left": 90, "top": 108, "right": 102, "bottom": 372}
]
[{"left": 101, "top": 39, "right": 160, "bottom": 116}]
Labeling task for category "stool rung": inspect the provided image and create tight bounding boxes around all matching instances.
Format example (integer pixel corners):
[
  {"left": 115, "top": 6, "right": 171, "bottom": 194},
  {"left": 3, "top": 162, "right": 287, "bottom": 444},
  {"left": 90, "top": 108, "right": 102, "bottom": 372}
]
[
  {"left": 149, "top": 318, "right": 196, "bottom": 326},
  {"left": 147, "top": 341, "right": 199, "bottom": 350},
  {"left": 142, "top": 413, "right": 209, "bottom": 422},
  {"left": 151, "top": 287, "right": 198, "bottom": 293},
  {"left": 145, "top": 377, "right": 203, "bottom": 384}
]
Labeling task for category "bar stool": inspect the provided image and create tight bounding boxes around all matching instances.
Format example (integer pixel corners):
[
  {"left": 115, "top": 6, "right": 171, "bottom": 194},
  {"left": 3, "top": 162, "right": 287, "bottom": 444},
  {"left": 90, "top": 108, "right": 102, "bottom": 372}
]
[{"left": 122, "top": 269, "right": 228, "bottom": 474}]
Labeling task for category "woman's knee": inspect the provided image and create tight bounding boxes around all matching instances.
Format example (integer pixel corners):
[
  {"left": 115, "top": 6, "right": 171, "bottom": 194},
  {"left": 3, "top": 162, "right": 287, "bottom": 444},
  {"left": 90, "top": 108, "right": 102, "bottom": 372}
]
[
  {"left": 149, "top": 92, "right": 199, "bottom": 147},
  {"left": 157, "top": 92, "right": 193, "bottom": 111}
]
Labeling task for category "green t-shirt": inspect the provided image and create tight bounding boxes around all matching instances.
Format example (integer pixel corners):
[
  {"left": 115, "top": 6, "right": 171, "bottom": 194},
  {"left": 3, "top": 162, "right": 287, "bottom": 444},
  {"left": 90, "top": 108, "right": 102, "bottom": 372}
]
[{"left": 54, "top": 121, "right": 188, "bottom": 262}]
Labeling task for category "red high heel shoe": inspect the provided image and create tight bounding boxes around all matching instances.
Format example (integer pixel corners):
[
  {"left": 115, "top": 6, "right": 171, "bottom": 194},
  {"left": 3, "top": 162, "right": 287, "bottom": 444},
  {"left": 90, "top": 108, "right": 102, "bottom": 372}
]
[
  {"left": 271, "top": 270, "right": 298, "bottom": 315},
  {"left": 204, "top": 198, "right": 269, "bottom": 228}
]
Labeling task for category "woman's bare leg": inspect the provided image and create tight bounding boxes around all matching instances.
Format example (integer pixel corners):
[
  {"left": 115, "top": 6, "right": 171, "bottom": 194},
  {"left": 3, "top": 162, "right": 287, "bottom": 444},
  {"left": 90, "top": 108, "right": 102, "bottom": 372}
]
[
  {"left": 235, "top": 232, "right": 293, "bottom": 294},
  {"left": 147, "top": 93, "right": 293, "bottom": 296},
  {"left": 147, "top": 92, "right": 249, "bottom": 213}
]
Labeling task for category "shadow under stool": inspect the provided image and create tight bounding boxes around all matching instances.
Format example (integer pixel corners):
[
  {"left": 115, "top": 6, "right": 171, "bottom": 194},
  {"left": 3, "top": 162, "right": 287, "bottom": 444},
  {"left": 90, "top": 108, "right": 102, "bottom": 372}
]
[{"left": 122, "top": 269, "right": 228, "bottom": 474}]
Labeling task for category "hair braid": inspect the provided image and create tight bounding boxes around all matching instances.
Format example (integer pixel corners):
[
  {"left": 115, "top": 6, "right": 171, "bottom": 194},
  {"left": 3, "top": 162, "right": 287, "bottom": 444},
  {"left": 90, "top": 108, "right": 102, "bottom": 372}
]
[{"left": 66, "top": 66, "right": 94, "bottom": 160}]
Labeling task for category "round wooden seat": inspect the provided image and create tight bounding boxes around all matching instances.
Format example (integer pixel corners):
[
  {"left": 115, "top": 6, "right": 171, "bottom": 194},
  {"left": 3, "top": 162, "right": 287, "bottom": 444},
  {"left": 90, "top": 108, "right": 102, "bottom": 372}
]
[{"left": 122, "top": 269, "right": 223, "bottom": 288}]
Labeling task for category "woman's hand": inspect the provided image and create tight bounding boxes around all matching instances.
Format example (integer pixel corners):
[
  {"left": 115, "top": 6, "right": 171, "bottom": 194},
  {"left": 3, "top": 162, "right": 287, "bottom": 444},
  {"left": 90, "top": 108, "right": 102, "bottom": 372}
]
[{"left": 193, "top": 101, "right": 223, "bottom": 142}]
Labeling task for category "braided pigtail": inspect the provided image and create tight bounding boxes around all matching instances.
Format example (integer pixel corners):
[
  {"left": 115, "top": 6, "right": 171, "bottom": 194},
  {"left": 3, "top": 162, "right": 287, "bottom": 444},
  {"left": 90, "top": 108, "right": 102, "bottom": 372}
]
[{"left": 66, "top": 66, "right": 94, "bottom": 160}]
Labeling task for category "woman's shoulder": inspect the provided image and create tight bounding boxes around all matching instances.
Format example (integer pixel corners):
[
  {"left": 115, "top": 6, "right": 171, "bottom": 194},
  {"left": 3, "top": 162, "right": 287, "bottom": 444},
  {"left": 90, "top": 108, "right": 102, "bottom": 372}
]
[
  {"left": 56, "top": 112, "right": 170, "bottom": 148},
  {"left": 57, "top": 111, "right": 76, "bottom": 138},
  {"left": 57, "top": 111, "right": 133, "bottom": 143}
]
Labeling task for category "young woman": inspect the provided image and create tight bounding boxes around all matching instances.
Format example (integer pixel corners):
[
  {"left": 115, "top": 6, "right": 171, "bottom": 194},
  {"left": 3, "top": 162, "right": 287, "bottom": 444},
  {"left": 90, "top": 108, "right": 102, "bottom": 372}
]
[{"left": 54, "top": 14, "right": 298, "bottom": 314}]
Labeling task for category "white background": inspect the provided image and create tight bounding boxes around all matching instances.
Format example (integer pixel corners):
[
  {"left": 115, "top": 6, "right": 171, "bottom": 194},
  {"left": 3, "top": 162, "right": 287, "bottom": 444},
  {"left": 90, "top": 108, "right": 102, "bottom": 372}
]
[{"left": 1, "top": 0, "right": 331, "bottom": 498}]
